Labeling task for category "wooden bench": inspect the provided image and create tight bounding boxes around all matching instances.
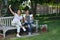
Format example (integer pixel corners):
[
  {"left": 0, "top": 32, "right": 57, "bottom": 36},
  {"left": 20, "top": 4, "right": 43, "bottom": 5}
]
[{"left": 0, "top": 17, "right": 39, "bottom": 38}]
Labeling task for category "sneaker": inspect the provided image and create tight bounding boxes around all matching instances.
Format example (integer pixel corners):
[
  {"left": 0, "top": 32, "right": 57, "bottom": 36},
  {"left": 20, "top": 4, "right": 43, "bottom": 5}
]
[
  {"left": 16, "top": 34, "right": 21, "bottom": 38},
  {"left": 28, "top": 32, "right": 32, "bottom": 36},
  {"left": 22, "top": 27, "right": 26, "bottom": 31}
]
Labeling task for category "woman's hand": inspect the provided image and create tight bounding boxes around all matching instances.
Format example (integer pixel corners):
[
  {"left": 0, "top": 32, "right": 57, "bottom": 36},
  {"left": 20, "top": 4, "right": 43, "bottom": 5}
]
[{"left": 9, "top": 5, "right": 11, "bottom": 8}]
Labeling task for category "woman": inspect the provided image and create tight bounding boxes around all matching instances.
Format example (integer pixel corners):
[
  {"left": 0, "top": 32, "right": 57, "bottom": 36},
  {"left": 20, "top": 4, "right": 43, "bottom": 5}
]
[
  {"left": 23, "top": 10, "right": 34, "bottom": 35},
  {"left": 9, "top": 5, "right": 26, "bottom": 37}
]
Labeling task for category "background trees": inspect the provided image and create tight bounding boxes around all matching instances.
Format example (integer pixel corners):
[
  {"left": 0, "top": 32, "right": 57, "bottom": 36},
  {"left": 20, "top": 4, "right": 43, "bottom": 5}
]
[{"left": 0, "top": 0, "right": 60, "bottom": 16}]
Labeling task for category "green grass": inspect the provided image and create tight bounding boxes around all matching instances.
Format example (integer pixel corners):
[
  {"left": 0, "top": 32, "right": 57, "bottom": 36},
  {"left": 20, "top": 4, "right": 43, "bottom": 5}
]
[{"left": 8, "top": 19, "right": 60, "bottom": 40}]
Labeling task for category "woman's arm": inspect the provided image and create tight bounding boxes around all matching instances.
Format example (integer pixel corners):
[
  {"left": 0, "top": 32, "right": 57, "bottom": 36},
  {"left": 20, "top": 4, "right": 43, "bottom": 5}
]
[
  {"left": 23, "top": 14, "right": 26, "bottom": 22},
  {"left": 9, "top": 5, "right": 15, "bottom": 15}
]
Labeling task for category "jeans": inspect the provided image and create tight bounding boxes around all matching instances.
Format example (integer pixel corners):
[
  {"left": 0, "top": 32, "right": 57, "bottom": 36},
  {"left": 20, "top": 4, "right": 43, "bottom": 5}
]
[{"left": 24, "top": 22, "right": 34, "bottom": 32}]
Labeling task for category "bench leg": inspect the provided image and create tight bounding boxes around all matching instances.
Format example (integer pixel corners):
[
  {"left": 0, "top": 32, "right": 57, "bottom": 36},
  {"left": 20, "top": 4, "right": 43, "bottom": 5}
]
[
  {"left": 3, "top": 30, "right": 6, "bottom": 38},
  {"left": 36, "top": 20, "right": 39, "bottom": 32}
]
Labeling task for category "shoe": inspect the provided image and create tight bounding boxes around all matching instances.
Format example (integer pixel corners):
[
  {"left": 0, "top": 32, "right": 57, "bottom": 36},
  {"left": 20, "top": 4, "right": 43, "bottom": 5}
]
[
  {"left": 28, "top": 32, "right": 32, "bottom": 36},
  {"left": 16, "top": 34, "right": 21, "bottom": 38},
  {"left": 22, "top": 27, "right": 26, "bottom": 31}
]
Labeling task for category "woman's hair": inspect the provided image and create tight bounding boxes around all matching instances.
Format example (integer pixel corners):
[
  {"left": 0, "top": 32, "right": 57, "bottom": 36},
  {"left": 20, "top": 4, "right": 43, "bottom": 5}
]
[
  {"left": 17, "top": 9, "right": 22, "bottom": 13},
  {"left": 25, "top": 10, "right": 32, "bottom": 15}
]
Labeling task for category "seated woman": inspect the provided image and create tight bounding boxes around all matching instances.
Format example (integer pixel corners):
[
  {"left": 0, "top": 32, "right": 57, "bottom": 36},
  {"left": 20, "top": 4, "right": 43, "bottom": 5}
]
[
  {"left": 23, "top": 10, "right": 34, "bottom": 35},
  {"left": 9, "top": 5, "right": 26, "bottom": 37}
]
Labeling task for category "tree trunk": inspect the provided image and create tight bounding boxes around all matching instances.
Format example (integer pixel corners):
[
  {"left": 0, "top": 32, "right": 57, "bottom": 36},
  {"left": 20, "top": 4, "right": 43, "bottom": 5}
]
[
  {"left": 31, "top": 0, "right": 37, "bottom": 16},
  {"left": 34, "top": 1, "right": 37, "bottom": 14},
  {"left": 31, "top": 0, "right": 34, "bottom": 14},
  {"left": 0, "top": 2, "right": 1, "bottom": 17}
]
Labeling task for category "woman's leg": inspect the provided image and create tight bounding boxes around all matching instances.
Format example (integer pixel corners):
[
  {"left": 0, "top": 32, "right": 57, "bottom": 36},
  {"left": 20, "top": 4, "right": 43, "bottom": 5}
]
[
  {"left": 11, "top": 20, "right": 21, "bottom": 37},
  {"left": 16, "top": 25, "right": 21, "bottom": 37},
  {"left": 18, "top": 21, "right": 26, "bottom": 31},
  {"left": 16, "top": 21, "right": 22, "bottom": 37},
  {"left": 27, "top": 23, "right": 32, "bottom": 35}
]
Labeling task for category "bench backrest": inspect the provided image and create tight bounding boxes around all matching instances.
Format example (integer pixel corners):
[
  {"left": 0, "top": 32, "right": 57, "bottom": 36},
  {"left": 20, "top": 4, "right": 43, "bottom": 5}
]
[
  {"left": 0, "top": 17, "right": 38, "bottom": 28},
  {"left": 0, "top": 17, "right": 13, "bottom": 26}
]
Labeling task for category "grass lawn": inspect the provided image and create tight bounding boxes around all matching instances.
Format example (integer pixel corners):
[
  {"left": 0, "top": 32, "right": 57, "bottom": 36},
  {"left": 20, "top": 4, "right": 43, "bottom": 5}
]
[{"left": 7, "top": 19, "right": 60, "bottom": 40}]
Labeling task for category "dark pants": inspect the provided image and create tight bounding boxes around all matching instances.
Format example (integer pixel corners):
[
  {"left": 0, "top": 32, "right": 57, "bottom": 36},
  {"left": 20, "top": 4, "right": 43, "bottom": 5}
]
[{"left": 24, "top": 22, "right": 34, "bottom": 32}]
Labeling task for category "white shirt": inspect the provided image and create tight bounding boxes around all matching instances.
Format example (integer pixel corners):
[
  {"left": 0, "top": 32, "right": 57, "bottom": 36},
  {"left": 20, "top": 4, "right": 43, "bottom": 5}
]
[
  {"left": 13, "top": 13, "right": 23, "bottom": 22},
  {"left": 30, "top": 14, "right": 33, "bottom": 20}
]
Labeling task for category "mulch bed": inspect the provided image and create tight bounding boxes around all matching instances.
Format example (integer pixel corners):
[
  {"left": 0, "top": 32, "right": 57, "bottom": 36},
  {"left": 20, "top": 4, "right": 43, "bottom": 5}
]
[{"left": 0, "top": 35, "right": 3, "bottom": 38}]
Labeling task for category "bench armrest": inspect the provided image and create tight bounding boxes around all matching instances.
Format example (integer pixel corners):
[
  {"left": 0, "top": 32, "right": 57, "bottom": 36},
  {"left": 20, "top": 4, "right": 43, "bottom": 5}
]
[{"left": 35, "top": 20, "right": 39, "bottom": 32}]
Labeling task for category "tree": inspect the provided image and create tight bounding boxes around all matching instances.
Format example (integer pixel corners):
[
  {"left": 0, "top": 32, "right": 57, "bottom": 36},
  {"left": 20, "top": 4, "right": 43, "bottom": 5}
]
[
  {"left": 31, "top": 0, "right": 37, "bottom": 14},
  {"left": 0, "top": 0, "right": 3, "bottom": 17}
]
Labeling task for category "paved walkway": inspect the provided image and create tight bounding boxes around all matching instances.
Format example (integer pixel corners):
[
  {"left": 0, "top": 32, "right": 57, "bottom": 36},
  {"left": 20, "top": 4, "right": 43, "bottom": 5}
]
[{"left": 8, "top": 33, "right": 39, "bottom": 40}]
